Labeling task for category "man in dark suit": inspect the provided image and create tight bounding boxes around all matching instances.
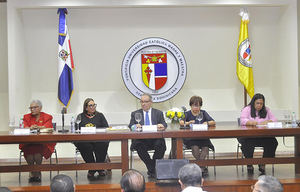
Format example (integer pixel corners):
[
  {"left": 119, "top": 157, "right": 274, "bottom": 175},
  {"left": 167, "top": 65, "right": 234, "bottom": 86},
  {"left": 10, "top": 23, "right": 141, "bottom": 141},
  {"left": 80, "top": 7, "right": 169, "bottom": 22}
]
[{"left": 129, "top": 93, "right": 167, "bottom": 178}]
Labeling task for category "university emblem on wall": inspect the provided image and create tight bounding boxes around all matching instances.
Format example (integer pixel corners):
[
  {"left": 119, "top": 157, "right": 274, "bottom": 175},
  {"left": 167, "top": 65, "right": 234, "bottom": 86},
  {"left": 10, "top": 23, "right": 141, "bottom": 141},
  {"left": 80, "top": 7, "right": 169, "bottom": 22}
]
[
  {"left": 141, "top": 52, "right": 167, "bottom": 90},
  {"left": 121, "top": 37, "right": 187, "bottom": 102}
]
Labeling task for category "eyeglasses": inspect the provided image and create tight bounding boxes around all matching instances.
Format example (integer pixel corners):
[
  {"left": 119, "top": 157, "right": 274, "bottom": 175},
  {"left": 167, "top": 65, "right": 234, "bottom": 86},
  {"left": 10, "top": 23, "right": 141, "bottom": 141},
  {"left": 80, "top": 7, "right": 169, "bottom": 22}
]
[
  {"left": 251, "top": 185, "right": 261, "bottom": 192},
  {"left": 29, "top": 106, "right": 39, "bottom": 110},
  {"left": 140, "top": 100, "right": 151, "bottom": 104},
  {"left": 88, "top": 104, "right": 97, "bottom": 108}
]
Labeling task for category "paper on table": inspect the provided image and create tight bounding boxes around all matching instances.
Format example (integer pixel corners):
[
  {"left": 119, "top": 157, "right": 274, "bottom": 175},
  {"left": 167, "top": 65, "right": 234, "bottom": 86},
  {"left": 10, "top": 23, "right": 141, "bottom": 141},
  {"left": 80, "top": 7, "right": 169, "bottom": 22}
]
[
  {"left": 13, "top": 128, "right": 30, "bottom": 135},
  {"left": 267, "top": 122, "right": 283, "bottom": 128},
  {"left": 81, "top": 127, "right": 96, "bottom": 133},
  {"left": 142, "top": 125, "right": 157, "bottom": 132},
  {"left": 191, "top": 124, "right": 208, "bottom": 131},
  {"left": 106, "top": 126, "right": 129, "bottom": 131},
  {"left": 96, "top": 128, "right": 106, "bottom": 133}
]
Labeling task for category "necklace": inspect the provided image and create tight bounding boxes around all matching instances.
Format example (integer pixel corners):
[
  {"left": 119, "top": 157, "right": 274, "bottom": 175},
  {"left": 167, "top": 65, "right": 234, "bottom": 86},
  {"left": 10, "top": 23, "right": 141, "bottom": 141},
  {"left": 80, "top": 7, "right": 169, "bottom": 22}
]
[{"left": 86, "top": 113, "right": 95, "bottom": 118}]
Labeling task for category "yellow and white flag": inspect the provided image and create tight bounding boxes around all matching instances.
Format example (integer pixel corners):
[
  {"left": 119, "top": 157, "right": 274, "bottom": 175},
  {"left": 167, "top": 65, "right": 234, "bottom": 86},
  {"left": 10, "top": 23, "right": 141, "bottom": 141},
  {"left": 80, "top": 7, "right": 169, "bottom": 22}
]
[{"left": 236, "top": 9, "right": 254, "bottom": 98}]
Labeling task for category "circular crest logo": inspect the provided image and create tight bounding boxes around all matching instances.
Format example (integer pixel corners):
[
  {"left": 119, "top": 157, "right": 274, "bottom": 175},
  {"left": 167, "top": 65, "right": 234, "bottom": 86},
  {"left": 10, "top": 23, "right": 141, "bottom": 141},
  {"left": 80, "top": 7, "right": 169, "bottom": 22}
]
[
  {"left": 238, "top": 38, "right": 252, "bottom": 68},
  {"left": 121, "top": 37, "right": 187, "bottom": 103}
]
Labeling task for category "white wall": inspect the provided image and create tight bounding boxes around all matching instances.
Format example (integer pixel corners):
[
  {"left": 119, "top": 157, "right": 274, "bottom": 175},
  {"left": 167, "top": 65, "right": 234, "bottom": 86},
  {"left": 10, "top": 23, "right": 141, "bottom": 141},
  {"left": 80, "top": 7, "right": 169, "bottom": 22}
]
[
  {"left": 0, "top": 3, "right": 9, "bottom": 131},
  {"left": 15, "top": 6, "right": 298, "bottom": 120},
  {"left": 1, "top": 0, "right": 298, "bottom": 157}
]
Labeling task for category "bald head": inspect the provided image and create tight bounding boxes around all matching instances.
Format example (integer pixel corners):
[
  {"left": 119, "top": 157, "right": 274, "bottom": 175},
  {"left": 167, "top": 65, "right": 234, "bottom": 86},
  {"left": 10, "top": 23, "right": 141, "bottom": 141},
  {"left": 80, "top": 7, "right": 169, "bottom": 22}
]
[{"left": 120, "top": 169, "right": 145, "bottom": 192}]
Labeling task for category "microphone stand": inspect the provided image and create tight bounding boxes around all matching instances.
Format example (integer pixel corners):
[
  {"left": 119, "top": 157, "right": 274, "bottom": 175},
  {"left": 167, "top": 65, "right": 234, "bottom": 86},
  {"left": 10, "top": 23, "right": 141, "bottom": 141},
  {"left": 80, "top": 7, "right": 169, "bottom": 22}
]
[
  {"left": 181, "top": 106, "right": 189, "bottom": 129},
  {"left": 58, "top": 107, "right": 69, "bottom": 132}
]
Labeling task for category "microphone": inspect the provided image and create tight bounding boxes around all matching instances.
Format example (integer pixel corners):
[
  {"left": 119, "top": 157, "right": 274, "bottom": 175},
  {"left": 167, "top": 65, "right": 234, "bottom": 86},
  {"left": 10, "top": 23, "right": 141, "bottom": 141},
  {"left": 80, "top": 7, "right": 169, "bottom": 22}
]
[
  {"left": 181, "top": 106, "right": 189, "bottom": 129},
  {"left": 59, "top": 107, "right": 69, "bottom": 132},
  {"left": 62, "top": 107, "right": 66, "bottom": 126}
]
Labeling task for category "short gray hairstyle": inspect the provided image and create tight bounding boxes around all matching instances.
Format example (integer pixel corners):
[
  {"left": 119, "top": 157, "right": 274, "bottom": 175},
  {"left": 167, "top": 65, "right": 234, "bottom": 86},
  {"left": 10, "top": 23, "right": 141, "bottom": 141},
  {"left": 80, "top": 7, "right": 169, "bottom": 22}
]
[
  {"left": 0, "top": 187, "right": 12, "bottom": 192},
  {"left": 50, "top": 174, "right": 74, "bottom": 192},
  {"left": 141, "top": 93, "right": 152, "bottom": 102},
  {"left": 30, "top": 99, "right": 42, "bottom": 108},
  {"left": 178, "top": 163, "right": 202, "bottom": 187},
  {"left": 256, "top": 175, "right": 283, "bottom": 192},
  {"left": 120, "top": 169, "right": 145, "bottom": 192}
]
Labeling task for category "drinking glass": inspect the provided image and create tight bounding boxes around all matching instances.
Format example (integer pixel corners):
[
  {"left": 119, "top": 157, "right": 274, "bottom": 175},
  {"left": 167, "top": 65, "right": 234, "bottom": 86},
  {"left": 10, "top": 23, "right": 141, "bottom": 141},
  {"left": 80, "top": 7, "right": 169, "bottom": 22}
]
[
  {"left": 196, "top": 112, "right": 203, "bottom": 124},
  {"left": 284, "top": 111, "right": 291, "bottom": 127},
  {"left": 135, "top": 113, "right": 142, "bottom": 131},
  {"left": 9, "top": 115, "right": 15, "bottom": 127},
  {"left": 75, "top": 115, "right": 81, "bottom": 132},
  {"left": 135, "top": 113, "right": 142, "bottom": 124}
]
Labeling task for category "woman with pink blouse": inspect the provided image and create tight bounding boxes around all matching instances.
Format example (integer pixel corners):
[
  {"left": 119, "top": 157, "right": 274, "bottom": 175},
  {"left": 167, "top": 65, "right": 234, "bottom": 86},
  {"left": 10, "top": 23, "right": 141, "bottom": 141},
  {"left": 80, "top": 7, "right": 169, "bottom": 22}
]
[{"left": 239, "top": 93, "right": 278, "bottom": 175}]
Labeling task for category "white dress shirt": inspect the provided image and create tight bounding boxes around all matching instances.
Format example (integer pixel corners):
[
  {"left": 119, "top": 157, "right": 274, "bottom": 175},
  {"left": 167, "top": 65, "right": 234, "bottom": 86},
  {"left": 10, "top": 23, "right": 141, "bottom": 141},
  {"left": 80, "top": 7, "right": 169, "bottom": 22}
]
[{"left": 182, "top": 186, "right": 206, "bottom": 192}]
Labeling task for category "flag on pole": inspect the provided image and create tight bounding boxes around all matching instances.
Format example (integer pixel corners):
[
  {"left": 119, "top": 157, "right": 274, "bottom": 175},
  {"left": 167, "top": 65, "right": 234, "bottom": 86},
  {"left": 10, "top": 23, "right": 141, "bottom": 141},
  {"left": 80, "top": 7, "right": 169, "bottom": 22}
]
[
  {"left": 57, "top": 8, "right": 74, "bottom": 107},
  {"left": 236, "top": 9, "right": 254, "bottom": 98}
]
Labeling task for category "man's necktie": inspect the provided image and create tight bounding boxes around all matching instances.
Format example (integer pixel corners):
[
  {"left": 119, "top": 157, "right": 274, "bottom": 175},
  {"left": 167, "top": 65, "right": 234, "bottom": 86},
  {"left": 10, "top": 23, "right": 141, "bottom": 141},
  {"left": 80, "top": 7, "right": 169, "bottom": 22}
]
[{"left": 145, "top": 111, "right": 150, "bottom": 125}]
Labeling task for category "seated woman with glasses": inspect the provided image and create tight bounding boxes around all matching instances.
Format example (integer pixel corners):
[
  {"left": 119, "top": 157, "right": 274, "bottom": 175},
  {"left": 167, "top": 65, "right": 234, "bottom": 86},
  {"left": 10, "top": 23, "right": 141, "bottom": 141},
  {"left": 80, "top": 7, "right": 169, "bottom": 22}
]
[
  {"left": 20, "top": 99, "right": 56, "bottom": 182},
  {"left": 239, "top": 93, "right": 278, "bottom": 175},
  {"left": 74, "top": 98, "right": 109, "bottom": 180},
  {"left": 179, "top": 96, "right": 215, "bottom": 176}
]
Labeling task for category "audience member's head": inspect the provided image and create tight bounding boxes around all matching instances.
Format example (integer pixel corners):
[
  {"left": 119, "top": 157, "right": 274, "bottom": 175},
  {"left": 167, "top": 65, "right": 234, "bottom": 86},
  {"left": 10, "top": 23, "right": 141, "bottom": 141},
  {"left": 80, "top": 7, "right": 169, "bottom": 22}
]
[
  {"left": 178, "top": 163, "right": 203, "bottom": 190},
  {"left": 120, "top": 169, "right": 145, "bottom": 192},
  {"left": 252, "top": 175, "right": 283, "bottom": 192},
  {"left": 50, "top": 174, "right": 74, "bottom": 192},
  {"left": 0, "top": 187, "right": 11, "bottom": 192}
]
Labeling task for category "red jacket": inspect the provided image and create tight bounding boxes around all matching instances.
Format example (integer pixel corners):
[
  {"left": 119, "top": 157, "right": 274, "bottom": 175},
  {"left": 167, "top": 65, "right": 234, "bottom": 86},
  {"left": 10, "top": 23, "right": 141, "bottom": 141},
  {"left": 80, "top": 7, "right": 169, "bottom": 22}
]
[{"left": 19, "top": 112, "right": 56, "bottom": 159}]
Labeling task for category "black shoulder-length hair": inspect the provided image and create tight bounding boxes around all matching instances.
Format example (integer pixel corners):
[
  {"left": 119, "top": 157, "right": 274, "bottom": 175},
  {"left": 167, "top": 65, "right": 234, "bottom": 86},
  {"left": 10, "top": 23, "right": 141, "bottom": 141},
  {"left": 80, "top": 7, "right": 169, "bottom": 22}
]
[
  {"left": 248, "top": 93, "right": 267, "bottom": 118},
  {"left": 82, "top": 98, "right": 96, "bottom": 114}
]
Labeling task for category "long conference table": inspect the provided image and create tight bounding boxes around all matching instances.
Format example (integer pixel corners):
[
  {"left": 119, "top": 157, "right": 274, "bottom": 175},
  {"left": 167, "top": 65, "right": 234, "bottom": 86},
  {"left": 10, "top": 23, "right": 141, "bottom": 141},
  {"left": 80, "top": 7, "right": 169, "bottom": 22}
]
[{"left": 0, "top": 123, "right": 300, "bottom": 174}]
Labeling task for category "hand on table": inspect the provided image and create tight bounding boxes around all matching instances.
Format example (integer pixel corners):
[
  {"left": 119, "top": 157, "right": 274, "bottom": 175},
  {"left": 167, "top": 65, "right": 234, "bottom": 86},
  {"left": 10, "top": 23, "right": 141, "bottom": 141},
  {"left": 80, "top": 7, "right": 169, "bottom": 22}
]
[{"left": 157, "top": 124, "right": 166, "bottom": 131}]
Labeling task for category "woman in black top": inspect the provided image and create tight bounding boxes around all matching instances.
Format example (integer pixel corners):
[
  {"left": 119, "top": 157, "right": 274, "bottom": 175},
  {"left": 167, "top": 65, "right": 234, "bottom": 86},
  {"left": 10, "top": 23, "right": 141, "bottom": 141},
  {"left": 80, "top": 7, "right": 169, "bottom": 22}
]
[
  {"left": 74, "top": 98, "right": 109, "bottom": 179},
  {"left": 179, "top": 96, "right": 215, "bottom": 176}
]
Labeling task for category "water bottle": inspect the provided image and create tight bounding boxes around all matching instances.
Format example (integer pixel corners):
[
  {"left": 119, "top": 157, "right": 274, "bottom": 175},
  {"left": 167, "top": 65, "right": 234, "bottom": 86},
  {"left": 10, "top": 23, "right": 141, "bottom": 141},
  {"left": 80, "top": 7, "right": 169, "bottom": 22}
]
[
  {"left": 292, "top": 112, "right": 297, "bottom": 127},
  {"left": 71, "top": 116, "right": 75, "bottom": 133},
  {"left": 19, "top": 118, "right": 24, "bottom": 128}
]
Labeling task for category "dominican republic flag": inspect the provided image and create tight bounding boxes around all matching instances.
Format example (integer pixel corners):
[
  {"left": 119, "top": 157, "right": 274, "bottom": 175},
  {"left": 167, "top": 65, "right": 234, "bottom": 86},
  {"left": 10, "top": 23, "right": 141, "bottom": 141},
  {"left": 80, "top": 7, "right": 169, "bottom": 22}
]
[
  {"left": 141, "top": 53, "right": 168, "bottom": 90},
  {"left": 57, "top": 8, "right": 74, "bottom": 107}
]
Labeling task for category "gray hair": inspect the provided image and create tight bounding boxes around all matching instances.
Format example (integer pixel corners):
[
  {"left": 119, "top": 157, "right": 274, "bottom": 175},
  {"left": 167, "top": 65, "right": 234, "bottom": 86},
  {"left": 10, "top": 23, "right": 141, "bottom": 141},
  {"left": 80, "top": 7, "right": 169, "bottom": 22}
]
[
  {"left": 0, "top": 187, "right": 12, "bottom": 192},
  {"left": 50, "top": 174, "right": 74, "bottom": 192},
  {"left": 141, "top": 93, "right": 152, "bottom": 101},
  {"left": 256, "top": 175, "right": 283, "bottom": 192},
  {"left": 120, "top": 169, "right": 145, "bottom": 192},
  {"left": 30, "top": 99, "right": 42, "bottom": 108},
  {"left": 178, "top": 163, "right": 202, "bottom": 187}
]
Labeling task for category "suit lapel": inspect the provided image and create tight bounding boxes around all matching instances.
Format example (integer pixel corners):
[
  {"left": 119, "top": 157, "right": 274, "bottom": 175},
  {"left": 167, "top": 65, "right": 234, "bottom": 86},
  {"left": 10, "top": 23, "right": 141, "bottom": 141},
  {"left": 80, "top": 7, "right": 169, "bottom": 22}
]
[
  {"left": 151, "top": 108, "right": 156, "bottom": 125},
  {"left": 139, "top": 109, "right": 145, "bottom": 125}
]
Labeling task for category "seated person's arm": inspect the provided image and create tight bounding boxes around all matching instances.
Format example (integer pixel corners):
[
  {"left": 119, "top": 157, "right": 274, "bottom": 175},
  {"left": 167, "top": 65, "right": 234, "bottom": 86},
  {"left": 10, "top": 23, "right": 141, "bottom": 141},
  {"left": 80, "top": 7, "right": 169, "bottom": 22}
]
[
  {"left": 202, "top": 111, "right": 215, "bottom": 126},
  {"left": 259, "top": 120, "right": 273, "bottom": 125},
  {"left": 38, "top": 115, "right": 53, "bottom": 129},
  {"left": 179, "top": 120, "right": 195, "bottom": 126},
  {"left": 260, "top": 108, "right": 277, "bottom": 125},
  {"left": 204, "top": 120, "right": 216, "bottom": 126},
  {"left": 157, "top": 111, "right": 167, "bottom": 131},
  {"left": 23, "top": 116, "right": 32, "bottom": 129},
  {"left": 245, "top": 120, "right": 258, "bottom": 126},
  {"left": 240, "top": 107, "right": 257, "bottom": 126}
]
